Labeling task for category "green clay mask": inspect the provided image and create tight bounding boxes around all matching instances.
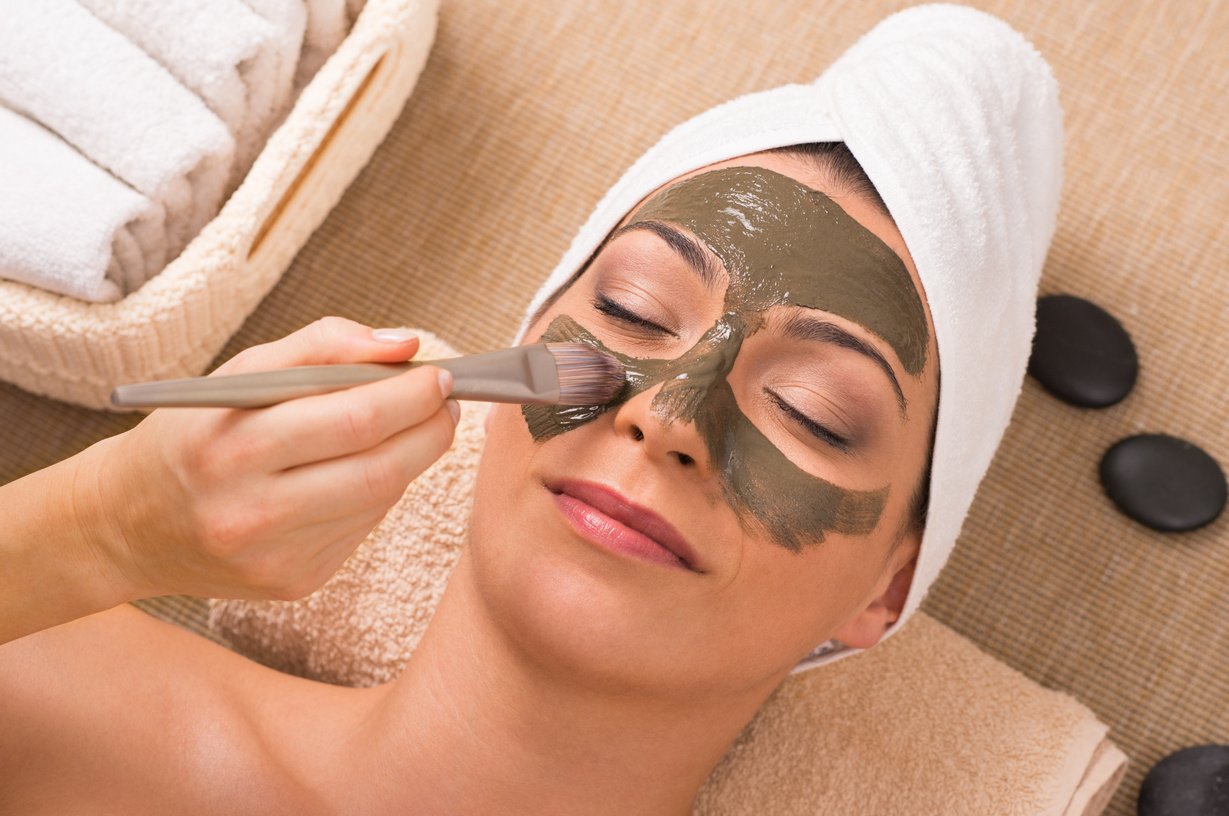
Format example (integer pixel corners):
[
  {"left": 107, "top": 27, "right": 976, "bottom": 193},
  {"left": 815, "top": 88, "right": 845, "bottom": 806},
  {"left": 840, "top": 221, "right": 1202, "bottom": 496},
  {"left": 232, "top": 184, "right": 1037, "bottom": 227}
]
[{"left": 524, "top": 166, "right": 930, "bottom": 551}]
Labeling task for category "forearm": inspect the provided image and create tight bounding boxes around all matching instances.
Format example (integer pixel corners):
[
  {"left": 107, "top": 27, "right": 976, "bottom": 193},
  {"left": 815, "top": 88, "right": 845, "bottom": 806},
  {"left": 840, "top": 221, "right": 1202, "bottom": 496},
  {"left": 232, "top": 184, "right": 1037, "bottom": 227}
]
[{"left": 0, "top": 435, "right": 142, "bottom": 643}]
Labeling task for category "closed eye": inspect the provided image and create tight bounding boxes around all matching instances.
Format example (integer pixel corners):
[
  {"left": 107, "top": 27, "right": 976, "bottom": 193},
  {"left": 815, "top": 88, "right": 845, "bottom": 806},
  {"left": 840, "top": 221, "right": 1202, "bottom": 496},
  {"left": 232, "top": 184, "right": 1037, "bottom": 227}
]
[
  {"left": 591, "top": 293, "right": 675, "bottom": 337},
  {"left": 766, "top": 389, "right": 851, "bottom": 452}
]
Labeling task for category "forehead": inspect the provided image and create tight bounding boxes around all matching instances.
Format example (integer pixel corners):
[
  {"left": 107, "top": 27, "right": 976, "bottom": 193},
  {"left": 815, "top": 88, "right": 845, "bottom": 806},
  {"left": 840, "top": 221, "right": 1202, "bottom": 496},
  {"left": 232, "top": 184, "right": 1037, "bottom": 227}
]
[
  {"left": 622, "top": 160, "right": 932, "bottom": 378},
  {"left": 623, "top": 152, "right": 918, "bottom": 283}
]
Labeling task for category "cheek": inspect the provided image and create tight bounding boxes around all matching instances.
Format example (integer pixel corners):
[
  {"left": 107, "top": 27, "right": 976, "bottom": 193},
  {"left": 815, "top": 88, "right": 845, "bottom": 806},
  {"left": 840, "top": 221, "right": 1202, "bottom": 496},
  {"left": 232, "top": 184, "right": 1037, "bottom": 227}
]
[
  {"left": 877, "top": 422, "right": 929, "bottom": 528},
  {"left": 469, "top": 403, "right": 548, "bottom": 585},
  {"left": 729, "top": 537, "right": 885, "bottom": 651},
  {"left": 473, "top": 403, "right": 537, "bottom": 502},
  {"left": 488, "top": 401, "right": 535, "bottom": 455}
]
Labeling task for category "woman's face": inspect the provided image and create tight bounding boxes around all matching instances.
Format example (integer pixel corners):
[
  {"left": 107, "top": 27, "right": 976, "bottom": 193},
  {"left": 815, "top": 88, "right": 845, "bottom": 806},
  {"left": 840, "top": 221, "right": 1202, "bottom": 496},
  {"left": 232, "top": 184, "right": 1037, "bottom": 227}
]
[{"left": 467, "top": 151, "right": 939, "bottom": 696}]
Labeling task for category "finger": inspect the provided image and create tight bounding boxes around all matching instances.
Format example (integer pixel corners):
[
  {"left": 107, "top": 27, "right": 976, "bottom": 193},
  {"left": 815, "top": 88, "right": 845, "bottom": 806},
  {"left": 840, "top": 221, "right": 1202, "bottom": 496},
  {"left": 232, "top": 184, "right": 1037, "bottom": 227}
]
[
  {"left": 213, "top": 316, "right": 422, "bottom": 376},
  {"left": 238, "top": 363, "right": 452, "bottom": 471},
  {"left": 270, "top": 401, "right": 458, "bottom": 523}
]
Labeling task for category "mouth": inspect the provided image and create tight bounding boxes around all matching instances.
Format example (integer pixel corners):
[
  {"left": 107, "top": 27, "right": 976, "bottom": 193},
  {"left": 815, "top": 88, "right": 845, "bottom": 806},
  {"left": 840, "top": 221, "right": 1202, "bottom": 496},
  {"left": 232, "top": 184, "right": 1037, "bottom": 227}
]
[{"left": 544, "top": 478, "right": 703, "bottom": 573}]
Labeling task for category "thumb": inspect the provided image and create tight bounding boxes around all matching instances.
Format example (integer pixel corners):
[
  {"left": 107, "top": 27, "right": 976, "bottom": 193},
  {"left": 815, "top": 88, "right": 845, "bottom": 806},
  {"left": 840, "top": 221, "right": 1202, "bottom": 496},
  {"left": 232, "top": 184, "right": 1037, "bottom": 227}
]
[{"left": 213, "top": 316, "right": 422, "bottom": 375}]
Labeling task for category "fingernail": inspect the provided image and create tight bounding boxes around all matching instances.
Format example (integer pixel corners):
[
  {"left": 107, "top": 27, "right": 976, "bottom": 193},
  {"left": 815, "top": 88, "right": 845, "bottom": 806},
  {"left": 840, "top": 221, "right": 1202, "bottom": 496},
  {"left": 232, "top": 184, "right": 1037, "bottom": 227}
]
[
  {"left": 447, "top": 398, "right": 461, "bottom": 424},
  {"left": 437, "top": 367, "right": 453, "bottom": 398},
  {"left": 372, "top": 328, "right": 417, "bottom": 343}
]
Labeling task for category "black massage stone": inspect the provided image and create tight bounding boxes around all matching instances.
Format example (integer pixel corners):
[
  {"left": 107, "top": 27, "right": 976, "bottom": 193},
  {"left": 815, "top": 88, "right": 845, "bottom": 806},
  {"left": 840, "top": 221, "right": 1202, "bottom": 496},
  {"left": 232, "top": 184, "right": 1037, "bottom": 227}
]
[
  {"left": 1138, "top": 744, "right": 1229, "bottom": 816},
  {"left": 1028, "top": 294, "right": 1138, "bottom": 407},
  {"left": 1100, "top": 434, "right": 1227, "bottom": 532}
]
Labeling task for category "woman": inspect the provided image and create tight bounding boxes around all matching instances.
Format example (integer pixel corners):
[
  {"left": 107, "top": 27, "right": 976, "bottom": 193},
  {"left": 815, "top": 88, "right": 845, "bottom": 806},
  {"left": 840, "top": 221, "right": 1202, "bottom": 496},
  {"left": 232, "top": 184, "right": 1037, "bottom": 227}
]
[{"left": 0, "top": 4, "right": 1062, "bottom": 813}]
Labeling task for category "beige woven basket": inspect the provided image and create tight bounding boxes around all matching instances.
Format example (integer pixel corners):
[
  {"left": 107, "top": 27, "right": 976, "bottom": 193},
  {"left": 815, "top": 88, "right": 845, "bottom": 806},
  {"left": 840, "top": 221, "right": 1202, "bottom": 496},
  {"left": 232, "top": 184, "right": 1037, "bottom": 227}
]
[{"left": 0, "top": 0, "right": 439, "bottom": 410}]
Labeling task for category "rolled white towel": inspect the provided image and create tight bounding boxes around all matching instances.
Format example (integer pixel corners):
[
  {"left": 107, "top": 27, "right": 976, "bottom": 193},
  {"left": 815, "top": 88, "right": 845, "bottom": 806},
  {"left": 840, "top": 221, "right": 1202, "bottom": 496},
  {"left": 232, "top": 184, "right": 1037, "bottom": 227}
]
[
  {"left": 243, "top": 0, "right": 308, "bottom": 139},
  {"left": 0, "top": 106, "right": 166, "bottom": 303},
  {"left": 0, "top": 0, "right": 234, "bottom": 262},
  {"left": 298, "top": 0, "right": 350, "bottom": 90},
  {"left": 77, "top": 0, "right": 278, "bottom": 189}
]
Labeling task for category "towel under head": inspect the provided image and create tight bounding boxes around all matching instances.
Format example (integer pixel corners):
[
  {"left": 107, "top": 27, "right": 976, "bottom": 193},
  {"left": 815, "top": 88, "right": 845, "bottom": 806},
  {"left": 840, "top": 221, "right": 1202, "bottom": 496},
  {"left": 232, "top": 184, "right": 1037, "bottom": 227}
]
[{"left": 515, "top": 2, "right": 1064, "bottom": 671}]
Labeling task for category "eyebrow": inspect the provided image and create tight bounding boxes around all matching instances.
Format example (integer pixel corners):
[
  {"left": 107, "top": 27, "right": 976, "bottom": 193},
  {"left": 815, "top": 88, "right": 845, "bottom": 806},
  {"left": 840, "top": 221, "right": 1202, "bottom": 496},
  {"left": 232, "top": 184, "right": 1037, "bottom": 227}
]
[
  {"left": 778, "top": 311, "right": 908, "bottom": 418},
  {"left": 610, "top": 220, "right": 723, "bottom": 292}
]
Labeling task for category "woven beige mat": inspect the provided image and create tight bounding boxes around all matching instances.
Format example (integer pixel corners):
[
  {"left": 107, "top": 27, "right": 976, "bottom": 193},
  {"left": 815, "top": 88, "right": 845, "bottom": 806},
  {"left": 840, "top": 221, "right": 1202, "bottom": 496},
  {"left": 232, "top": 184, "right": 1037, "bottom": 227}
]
[{"left": 6, "top": 2, "right": 1229, "bottom": 813}]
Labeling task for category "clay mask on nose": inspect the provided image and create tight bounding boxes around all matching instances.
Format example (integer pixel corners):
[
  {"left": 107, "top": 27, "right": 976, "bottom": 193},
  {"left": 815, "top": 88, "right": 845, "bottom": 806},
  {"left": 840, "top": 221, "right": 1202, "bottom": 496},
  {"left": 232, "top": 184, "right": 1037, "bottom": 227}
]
[{"left": 524, "top": 166, "right": 930, "bottom": 551}]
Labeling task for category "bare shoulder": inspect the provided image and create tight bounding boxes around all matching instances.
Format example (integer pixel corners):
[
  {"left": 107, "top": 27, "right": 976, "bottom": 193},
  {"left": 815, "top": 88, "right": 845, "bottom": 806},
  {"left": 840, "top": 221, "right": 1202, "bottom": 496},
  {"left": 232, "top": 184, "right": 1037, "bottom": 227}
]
[{"left": 0, "top": 604, "right": 327, "bottom": 814}]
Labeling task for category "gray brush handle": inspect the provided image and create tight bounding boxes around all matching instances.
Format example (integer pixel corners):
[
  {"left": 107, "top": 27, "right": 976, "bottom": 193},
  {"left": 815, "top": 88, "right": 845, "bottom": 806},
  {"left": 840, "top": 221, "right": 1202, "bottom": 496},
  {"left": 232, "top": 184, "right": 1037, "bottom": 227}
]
[
  {"left": 109, "top": 346, "right": 562, "bottom": 409},
  {"left": 110, "top": 363, "right": 416, "bottom": 408}
]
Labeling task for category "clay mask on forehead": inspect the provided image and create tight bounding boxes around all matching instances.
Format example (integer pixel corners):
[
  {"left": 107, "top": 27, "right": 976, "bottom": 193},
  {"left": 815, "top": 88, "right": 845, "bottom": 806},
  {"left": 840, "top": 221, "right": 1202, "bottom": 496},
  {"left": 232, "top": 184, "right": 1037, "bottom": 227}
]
[{"left": 524, "top": 166, "right": 930, "bottom": 551}]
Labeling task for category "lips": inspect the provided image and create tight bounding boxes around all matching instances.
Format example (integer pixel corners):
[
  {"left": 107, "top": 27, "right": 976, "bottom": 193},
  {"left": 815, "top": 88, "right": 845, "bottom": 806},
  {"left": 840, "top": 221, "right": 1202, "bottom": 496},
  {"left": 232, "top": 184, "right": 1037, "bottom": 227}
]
[{"left": 546, "top": 478, "right": 702, "bottom": 572}]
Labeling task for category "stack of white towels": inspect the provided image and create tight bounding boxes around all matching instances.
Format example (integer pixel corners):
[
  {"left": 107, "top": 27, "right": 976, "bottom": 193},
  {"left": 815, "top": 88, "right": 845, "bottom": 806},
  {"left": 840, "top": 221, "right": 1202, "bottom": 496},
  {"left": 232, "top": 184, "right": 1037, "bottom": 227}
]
[{"left": 0, "top": 0, "right": 367, "bottom": 303}]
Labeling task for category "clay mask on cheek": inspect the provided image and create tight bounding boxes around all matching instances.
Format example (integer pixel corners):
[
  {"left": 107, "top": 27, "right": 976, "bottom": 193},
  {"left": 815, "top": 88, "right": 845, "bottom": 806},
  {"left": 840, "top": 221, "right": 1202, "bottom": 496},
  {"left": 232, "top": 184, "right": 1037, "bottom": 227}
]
[{"left": 524, "top": 166, "right": 931, "bottom": 551}]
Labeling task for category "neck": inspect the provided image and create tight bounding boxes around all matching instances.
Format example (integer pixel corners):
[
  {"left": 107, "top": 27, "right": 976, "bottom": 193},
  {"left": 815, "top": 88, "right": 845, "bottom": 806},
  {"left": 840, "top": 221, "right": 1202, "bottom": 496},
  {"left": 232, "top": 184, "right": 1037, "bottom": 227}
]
[{"left": 338, "top": 553, "right": 776, "bottom": 815}]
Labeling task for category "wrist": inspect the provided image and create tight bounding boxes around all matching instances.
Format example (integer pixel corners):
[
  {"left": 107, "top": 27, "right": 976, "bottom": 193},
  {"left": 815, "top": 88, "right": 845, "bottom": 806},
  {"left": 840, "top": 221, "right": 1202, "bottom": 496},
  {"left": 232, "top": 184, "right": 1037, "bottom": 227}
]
[
  {"left": 69, "top": 433, "right": 155, "bottom": 604},
  {"left": 0, "top": 433, "right": 147, "bottom": 643}
]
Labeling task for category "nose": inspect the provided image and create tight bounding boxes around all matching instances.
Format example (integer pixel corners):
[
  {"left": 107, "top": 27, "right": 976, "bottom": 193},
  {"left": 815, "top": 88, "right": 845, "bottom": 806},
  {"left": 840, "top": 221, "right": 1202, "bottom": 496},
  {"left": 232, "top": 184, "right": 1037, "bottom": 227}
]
[{"left": 610, "top": 382, "right": 710, "bottom": 473}]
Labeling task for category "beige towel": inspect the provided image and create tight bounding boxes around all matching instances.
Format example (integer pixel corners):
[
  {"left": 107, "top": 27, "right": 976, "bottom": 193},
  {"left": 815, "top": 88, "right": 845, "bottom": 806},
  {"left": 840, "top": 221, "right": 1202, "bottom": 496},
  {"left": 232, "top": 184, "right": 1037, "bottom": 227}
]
[{"left": 210, "top": 330, "right": 1127, "bottom": 815}]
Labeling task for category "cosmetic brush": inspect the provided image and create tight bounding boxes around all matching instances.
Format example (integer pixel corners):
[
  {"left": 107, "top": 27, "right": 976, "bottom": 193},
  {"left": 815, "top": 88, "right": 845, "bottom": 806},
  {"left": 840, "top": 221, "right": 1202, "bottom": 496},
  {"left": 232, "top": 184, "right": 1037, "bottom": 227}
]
[{"left": 109, "top": 343, "right": 627, "bottom": 409}]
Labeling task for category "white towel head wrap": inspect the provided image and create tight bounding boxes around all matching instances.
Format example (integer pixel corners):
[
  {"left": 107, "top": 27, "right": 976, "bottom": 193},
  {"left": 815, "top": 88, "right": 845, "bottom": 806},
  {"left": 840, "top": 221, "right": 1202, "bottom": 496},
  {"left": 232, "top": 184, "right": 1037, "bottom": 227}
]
[{"left": 515, "top": 3, "right": 1063, "bottom": 671}]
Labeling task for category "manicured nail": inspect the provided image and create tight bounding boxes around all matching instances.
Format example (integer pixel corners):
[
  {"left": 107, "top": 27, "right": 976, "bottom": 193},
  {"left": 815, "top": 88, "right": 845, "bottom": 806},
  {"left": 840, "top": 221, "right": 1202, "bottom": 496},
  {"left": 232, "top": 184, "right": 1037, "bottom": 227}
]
[
  {"left": 372, "top": 328, "right": 417, "bottom": 343},
  {"left": 447, "top": 398, "right": 461, "bottom": 424},
  {"left": 437, "top": 368, "right": 453, "bottom": 398}
]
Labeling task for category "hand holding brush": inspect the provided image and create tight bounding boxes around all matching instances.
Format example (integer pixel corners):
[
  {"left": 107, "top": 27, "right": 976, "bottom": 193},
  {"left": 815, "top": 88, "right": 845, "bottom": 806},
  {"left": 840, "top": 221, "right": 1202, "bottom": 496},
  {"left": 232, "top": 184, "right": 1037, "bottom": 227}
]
[{"left": 8, "top": 317, "right": 624, "bottom": 641}]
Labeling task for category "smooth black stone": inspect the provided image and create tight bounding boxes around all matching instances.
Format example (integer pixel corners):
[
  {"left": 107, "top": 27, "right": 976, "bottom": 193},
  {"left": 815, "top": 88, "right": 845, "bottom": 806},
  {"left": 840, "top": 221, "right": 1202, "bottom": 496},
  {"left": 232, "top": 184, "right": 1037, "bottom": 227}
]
[
  {"left": 1029, "top": 294, "right": 1138, "bottom": 407},
  {"left": 1138, "top": 744, "right": 1229, "bottom": 816},
  {"left": 1100, "top": 434, "right": 1227, "bottom": 532}
]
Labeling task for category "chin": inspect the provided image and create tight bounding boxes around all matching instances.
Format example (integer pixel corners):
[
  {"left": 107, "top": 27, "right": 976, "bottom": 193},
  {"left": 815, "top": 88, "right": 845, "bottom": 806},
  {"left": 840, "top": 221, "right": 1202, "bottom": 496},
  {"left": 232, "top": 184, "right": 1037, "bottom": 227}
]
[{"left": 466, "top": 452, "right": 719, "bottom": 695}]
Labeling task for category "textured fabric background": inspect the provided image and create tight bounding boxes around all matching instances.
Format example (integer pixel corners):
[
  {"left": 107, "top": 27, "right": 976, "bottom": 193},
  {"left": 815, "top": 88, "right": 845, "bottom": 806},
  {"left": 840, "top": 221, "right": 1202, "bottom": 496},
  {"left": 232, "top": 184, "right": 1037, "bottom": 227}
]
[{"left": 4, "top": 2, "right": 1227, "bottom": 814}]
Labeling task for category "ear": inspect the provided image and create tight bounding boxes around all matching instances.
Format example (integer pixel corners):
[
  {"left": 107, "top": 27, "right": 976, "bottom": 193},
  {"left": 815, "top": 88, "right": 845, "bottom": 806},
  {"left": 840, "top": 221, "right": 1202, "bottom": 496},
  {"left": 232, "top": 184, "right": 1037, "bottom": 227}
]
[{"left": 830, "top": 529, "right": 920, "bottom": 650}]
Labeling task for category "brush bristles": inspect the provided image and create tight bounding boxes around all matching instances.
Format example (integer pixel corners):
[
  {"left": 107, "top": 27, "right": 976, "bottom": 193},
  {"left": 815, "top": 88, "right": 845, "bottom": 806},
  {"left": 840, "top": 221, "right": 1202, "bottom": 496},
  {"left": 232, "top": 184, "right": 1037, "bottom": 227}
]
[{"left": 544, "top": 342, "right": 627, "bottom": 405}]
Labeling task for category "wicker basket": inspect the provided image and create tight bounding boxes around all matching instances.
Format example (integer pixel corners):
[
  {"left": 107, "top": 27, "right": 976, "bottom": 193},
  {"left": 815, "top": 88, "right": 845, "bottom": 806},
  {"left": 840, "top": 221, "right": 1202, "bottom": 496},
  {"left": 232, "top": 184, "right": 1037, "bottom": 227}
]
[{"left": 0, "top": 0, "right": 439, "bottom": 410}]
